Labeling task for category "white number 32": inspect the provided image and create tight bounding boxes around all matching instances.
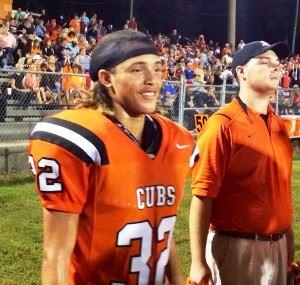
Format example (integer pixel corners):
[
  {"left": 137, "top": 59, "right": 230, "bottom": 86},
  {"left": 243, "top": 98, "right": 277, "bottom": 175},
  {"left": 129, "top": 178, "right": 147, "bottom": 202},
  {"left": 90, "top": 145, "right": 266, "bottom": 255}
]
[
  {"left": 28, "top": 156, "right": 62, "bottom": 192},
  {"left": 116, "top": 216, "right": 176, "bottom": 285}
]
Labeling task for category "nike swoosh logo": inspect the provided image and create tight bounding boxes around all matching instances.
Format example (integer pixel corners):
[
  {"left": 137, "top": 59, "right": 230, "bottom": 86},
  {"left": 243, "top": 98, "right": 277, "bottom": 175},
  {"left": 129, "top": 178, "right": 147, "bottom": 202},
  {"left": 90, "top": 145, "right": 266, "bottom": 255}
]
[{"left": 176, "top": 143, "right": 191, "bottom": 149}]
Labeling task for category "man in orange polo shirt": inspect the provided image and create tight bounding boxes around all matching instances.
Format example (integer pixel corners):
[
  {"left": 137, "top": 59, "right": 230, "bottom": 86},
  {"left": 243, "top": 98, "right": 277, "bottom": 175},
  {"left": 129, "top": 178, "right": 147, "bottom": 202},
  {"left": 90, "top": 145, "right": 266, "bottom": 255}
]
[{"left": 188, "top": 41, "right": 294, "bottom": 285}]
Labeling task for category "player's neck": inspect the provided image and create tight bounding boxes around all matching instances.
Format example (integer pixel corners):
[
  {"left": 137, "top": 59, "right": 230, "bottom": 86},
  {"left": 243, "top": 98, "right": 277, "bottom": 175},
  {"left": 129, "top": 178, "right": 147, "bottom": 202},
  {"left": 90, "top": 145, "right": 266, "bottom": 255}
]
[
  {"left": 239, "top": 90, "right": 271, "bottom": 115},
  {"left": 113, "top": 109, "right": 146, "bottom": 143}
]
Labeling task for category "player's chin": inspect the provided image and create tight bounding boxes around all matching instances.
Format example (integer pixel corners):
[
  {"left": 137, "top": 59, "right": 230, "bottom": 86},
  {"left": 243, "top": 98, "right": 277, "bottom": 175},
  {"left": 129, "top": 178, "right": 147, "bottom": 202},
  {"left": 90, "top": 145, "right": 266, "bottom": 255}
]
[
  {"left": 138, "top": 102, "right": 158, "bottom": 114},
  {"left": 144, "top": 105, "right": 157, "bottom": 114}
]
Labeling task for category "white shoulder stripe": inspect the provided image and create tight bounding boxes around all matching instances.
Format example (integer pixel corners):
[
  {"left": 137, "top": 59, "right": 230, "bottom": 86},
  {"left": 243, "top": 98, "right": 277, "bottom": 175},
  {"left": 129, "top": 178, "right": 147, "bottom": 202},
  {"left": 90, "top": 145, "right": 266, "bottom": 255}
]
[
  {"left": 189, "top": 145, "right": 199, "bottom": 168},
  {"left": 31, "top": 122, "right": 101, "bottom": 165}
]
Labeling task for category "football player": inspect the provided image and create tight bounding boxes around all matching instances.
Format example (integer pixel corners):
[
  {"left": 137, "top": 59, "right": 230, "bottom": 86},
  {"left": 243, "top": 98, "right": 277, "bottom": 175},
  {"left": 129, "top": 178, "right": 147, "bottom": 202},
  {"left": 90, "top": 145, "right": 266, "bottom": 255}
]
[{"left": 28, "top": 30, "right": 197, "bottom": 285}]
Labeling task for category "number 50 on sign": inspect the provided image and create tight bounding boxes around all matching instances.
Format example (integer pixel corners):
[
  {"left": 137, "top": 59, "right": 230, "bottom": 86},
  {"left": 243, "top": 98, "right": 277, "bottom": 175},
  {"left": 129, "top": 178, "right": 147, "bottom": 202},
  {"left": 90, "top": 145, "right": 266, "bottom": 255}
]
[{"left": 194, "top": 114, "right": 209, "bottom": 134}]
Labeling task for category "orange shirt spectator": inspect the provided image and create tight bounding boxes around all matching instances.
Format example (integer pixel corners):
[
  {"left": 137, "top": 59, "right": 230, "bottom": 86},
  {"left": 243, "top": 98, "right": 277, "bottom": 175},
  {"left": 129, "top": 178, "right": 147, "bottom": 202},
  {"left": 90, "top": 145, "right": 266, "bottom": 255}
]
[
  {"left": 282, "top": 71, "right": 290, "bottom": 89},
  {"left": 46, "top": 20, "right": 60, "bottom": 42},
  {"left": 69, "top": 15, "right": 80, "bottom": 34},
  {"left": 30, "top": 39, "right": 42, "bottom": 55}
]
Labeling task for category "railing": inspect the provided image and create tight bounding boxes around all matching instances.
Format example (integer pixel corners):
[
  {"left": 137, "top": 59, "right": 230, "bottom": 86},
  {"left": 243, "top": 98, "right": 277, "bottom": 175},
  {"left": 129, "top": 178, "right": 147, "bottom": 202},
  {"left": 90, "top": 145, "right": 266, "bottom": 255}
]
[{"left": 0, "top": 68, "right": 299, "bottom": 142}]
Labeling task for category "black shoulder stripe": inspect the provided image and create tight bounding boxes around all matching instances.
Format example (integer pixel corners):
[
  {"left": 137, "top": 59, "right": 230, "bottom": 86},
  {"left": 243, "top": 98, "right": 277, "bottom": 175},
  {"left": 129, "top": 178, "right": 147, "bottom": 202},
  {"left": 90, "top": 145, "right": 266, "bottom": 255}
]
[
  {"left": 31, "top": 131, "right": 94, "bottom": 164},
  {"left": 35, "top": 117, "right": 109, "bottom": 165}
]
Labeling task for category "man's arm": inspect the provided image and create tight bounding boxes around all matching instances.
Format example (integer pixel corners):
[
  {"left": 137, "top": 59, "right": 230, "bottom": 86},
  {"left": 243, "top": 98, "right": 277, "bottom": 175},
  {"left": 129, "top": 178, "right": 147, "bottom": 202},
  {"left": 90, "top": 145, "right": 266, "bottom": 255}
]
[
  {"left": 189, "top": 195, "right": 214, "bottom": 285},
  {"left": 286, "top": 226, "right": 295, "bottom": 264},
  {"left": 41, "top": 209, "right": 79, "bottom": 285},
  {"left": 165, "top": 239, "right": 185, "bottom": 285}
]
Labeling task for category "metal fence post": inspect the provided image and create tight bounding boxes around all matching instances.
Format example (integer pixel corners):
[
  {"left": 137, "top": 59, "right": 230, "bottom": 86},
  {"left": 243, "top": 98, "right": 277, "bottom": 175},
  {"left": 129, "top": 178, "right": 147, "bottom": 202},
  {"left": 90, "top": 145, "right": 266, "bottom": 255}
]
[
  {"left": 220, "top": 80, "right": 227, "bottom": 107},
  {"left": 178, "top": 77, "right": 185, "bottom": 125}
]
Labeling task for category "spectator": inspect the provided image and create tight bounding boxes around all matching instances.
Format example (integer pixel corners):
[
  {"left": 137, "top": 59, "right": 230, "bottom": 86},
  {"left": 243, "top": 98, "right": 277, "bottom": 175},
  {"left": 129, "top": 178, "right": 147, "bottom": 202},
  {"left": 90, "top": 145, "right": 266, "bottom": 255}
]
[
  {"left": 292, "top": 85, "right": 300, "bottom": 114},
  {"left": 14, "top": 8, "right": 24, "bottom": 20},
  {"left": 207, "top": 39, "right": 214, "bottom": 51},
  {"left": 128, "top": 16, "right": 138, "bottom": 31},
  {"left": 212, "top": 65, "right": 224, "bottom": 85},
  {"left": 97, "top": 20, "right": 108, "bottom": 37},
  {"left": 47, "top": 19, "right": 59, "bottom": 41},
  {"left": 162, "top": 81, "right": 178, "bottom": 119},
  {"left": 69, "top": 14, "right": 80, "bottom": 34},
  {"left": 30, "top": 39, "right": 42, "bottom": 56},
  {"left": 201, "top": 86, "right": 220, "bottom": 107},
  {"left": 222, "top": 43, "right": 231, "bottom": 56},
  {"left": 77, "top": 35, "right": 89, "bottom": 50},
  {"left": 80, "top": 11, "right": 89, "bottom": 34},
  {"left": 10, "top": 62, "right": 39, "bottom": 118},
  {"left": 57, "top": 15, "right": 67, "bottom": 28},
  {"left": 87, "top": 14, "right": 97, "bottom": 32},
  {"left": 23, "top": 62, "right": 44, "bottom": 104},
  {"left": 55, "top": 39, "right": 73, "bottom": 65},
  {"left": 221, "top": 52, "right": 233, "bottom": 67},
  {"left": 17, "top": 19, "right": 35, "bottom": 36},
  {"left": 220, "top": 65, "right": 234, "bottom": 84},
  {"left": 39, "top": 9, "right": 49, "bottom": 25},
  {"left": 123, "top": 19, "right": 130, "bottom": 30},
  {"left": 67, "top": 39, "right": 79, "bottom": 62},
  {"left": 46, "top": 55, "right": 62, "bottom": 96},
  {"left": 282, "top": 70, "right": 291, "bottom": 89},
  {"left": 0, "top": 22, "right": 17, "bottom": 67},
  {"left": 15, "top": 35, "right": 31, "bottom": 59},
  {"left": 42, "top": 39, "right": 55, "bottom": 59},
  {"left": 237, "top": 39, "right": 245, "bottom": 50},
  {"left": 214, "top": 42, "right": 221, "bottom": 58},
  {"left": 74, "top": 48, "right": 91, "bottom": 73},
  {"left": 8, "top": 18, "right": 18, "bottom": 34},
  {"left": 196, "top": 34, "right": 206, "bottom": 50},
  {"left": 169, "top": 29, "right": 180, "bottom": 46},
  {"left": 184, "top": 62, "right": 195, "bottom": 83},
  {"left": 35, "top": 19, "right": 46, "bottom": 39},
  {"left": 86, "top": 23, "right": 97, "bottom": 41}
]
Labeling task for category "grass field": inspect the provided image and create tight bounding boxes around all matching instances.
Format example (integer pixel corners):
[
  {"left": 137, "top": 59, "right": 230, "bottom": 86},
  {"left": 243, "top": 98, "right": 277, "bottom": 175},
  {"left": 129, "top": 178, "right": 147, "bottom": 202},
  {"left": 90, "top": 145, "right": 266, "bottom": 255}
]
[{"left": 1, "top": 157, "right": 300, "bottom": 284}]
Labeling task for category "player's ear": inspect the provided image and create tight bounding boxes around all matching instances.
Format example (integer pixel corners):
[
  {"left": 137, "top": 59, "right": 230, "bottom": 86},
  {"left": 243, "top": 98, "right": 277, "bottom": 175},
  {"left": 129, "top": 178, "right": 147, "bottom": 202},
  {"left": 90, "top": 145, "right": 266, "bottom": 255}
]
[
  {"left": 98, "top": 69, "right": 112, "bottom": 88},
  {"left": 236, "top": 65, "right": 246, "bottom": 81}
]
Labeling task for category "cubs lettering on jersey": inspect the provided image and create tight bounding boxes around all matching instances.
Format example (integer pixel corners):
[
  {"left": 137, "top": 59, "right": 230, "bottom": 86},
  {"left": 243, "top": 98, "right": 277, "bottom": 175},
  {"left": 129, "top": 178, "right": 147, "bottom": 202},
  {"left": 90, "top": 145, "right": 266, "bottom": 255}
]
[{"left": 136, "top": 185, "right": 176, "bottom": 209}]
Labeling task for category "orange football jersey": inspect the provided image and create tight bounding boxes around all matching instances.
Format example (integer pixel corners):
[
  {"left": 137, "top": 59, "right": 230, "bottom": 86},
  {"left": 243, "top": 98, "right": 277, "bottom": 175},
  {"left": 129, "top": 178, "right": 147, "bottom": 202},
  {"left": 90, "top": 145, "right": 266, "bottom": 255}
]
[{"left": 28, "top": 108, "right": 196, "bottom": 285}]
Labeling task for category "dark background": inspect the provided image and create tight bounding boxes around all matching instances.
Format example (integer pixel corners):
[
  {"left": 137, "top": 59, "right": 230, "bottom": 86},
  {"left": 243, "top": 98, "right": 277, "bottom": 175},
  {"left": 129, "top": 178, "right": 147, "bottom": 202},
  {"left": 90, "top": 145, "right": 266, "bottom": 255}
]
[{"left": 13, "top": 0, "right": 300, "bottom": 53}]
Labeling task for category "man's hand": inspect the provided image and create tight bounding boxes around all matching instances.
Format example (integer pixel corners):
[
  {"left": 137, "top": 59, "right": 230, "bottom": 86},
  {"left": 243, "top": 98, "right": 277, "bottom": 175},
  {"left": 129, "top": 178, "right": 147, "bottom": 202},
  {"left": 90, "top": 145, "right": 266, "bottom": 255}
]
[{"left": 189, "top": 261, "right": 214, "bottom": 285}]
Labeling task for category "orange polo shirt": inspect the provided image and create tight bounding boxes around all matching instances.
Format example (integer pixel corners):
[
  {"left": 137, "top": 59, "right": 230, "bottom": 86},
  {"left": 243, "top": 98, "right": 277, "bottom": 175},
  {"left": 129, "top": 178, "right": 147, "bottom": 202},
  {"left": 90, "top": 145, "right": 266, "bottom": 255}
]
[{"left": 192, "top": 97, "right": 293, "bottom": 234}]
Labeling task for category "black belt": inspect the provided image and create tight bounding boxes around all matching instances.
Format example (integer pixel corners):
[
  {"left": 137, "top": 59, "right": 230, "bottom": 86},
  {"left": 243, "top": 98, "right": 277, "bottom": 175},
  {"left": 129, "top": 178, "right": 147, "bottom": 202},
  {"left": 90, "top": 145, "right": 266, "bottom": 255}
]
[{"left": 216, "top": 230, "right": 285, "bottom": 242}]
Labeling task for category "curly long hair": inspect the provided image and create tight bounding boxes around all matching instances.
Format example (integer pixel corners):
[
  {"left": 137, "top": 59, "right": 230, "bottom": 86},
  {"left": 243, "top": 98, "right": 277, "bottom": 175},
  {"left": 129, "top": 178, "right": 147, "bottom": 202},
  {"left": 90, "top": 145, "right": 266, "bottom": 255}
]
[{"left": 73, "top": 82, "right": 112, "bottom": 111}]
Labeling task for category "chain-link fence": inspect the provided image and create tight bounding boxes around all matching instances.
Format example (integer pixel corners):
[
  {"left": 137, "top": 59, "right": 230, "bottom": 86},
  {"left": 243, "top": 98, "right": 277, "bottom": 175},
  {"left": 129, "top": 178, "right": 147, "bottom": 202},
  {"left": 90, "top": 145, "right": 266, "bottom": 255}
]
[
  {"left": 0, "top": 69, "right": 90, "bottom": 142},
  {"left": 1, "top": 69, "right": 300, "bottom": 142},
  {"left": 181, "top": 83, "right": 238, "bottom": 130}
]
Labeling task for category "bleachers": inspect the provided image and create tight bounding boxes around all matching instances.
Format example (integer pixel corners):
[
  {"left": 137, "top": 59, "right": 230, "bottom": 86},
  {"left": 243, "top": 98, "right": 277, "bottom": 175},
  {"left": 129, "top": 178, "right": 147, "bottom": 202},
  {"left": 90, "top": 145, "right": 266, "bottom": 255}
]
[
  {"left": 1, "top": 99, "right": 63, "bottom": 141},
  {"left": 5, "top": 99, "right": 62, "bottom": 121}
]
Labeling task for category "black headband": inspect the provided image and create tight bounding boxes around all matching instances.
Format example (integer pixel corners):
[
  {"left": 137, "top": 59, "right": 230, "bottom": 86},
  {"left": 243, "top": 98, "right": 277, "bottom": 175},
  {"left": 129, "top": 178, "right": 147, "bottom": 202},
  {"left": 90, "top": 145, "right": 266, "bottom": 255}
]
[{"left": 89, "top": 30, "right": 158, "bottom": 81}]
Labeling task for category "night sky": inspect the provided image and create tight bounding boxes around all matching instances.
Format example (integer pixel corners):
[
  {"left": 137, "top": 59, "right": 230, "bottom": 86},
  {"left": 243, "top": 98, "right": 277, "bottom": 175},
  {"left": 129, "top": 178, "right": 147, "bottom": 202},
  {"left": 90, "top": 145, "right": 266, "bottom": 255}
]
[{"left": 13, "top": 0, "right": 300, "bottom": 53}]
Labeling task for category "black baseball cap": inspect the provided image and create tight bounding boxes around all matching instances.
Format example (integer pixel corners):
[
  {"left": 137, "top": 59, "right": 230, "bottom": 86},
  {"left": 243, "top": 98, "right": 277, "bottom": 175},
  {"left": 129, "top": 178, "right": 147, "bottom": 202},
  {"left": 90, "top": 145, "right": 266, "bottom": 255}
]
[
  {"left": 89, "top": 30, "right": 157, "bottom": 81},
  {"left": 232, "top": 41, "right": 289, "bottom": 77}
]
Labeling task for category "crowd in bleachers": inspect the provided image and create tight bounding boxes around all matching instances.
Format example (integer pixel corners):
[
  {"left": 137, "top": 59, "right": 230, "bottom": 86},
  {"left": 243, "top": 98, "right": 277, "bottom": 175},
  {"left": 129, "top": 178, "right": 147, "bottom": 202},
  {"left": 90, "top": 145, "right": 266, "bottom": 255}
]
[{"left": 1, "top": 7, "right": 300, "bottom": 110}]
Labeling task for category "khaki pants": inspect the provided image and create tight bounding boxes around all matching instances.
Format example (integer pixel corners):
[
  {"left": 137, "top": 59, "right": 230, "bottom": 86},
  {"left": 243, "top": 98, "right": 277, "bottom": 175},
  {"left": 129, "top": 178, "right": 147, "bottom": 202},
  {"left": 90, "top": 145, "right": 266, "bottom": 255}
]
[{"left": 206, "top": 230, "right": 287, "bottom": 285}]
